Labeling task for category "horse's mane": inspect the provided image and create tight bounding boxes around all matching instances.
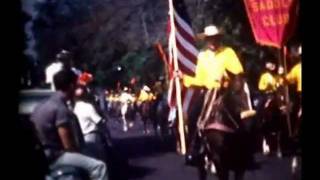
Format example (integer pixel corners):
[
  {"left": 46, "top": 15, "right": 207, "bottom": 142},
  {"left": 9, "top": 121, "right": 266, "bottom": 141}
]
[{"left": 205, "top": 76, "right": 246, "bottom": 130}]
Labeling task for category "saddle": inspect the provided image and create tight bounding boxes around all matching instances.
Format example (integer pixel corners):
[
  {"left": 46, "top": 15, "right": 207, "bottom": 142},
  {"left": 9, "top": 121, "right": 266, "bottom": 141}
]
[{"left": 197, "top": 90, "right": 241, "bottom": 134}]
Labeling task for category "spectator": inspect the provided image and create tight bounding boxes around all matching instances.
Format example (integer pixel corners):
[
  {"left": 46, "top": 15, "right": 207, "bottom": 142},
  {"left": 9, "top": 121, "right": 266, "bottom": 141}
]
[
  {"left": 74, "top": 86, "right": 107, "bottom": 160},
  {"left": 31, "top": 69, "right": 108, "bottom": 180}
]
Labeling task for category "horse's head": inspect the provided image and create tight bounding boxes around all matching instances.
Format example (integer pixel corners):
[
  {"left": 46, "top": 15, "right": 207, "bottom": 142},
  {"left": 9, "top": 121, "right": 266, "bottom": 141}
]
[
  {"left": 206, "top": 74, "right": 248, "bottom": 130},
  {"left": 226, "top": 73, "right": 245, "bottom": 93}
]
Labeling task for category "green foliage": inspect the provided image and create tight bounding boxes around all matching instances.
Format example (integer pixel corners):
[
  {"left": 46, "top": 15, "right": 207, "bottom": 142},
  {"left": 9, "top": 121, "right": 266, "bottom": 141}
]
[
  {"left": 114, "top": 48, "right": 164, "bottom": 87},
  {"left": 27, "top": 0, "right": 299, "bottom": 90}
]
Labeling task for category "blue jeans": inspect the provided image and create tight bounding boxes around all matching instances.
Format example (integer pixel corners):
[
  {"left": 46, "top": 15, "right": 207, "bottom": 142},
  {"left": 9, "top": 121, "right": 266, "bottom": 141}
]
[
  {"left": 84, "top": 132, "right": 106, "bottom": 161},
  {"left": 51, "top": 152, "right": 108, "bottom": 180}
]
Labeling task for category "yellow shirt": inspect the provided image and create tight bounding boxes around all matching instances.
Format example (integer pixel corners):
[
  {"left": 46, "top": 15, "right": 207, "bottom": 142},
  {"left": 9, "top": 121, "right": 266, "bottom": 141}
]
[
  {"left": 183, "top": 47, "right": 244, "bottom": 89},
  {"left": 138, "top": 90, "right": 155, "bottom": 102},
  {"left": 275, "top": 75, "right": 284, "bottom": 88},
  {"left": 286, "top": 63, "right": 301, "bottom": 92},
  {"left": 258, "top": 72, "right": 277, "bottom": 92},
  {"left": 148, "top": 93, "right": 156, "bottom": 101}
]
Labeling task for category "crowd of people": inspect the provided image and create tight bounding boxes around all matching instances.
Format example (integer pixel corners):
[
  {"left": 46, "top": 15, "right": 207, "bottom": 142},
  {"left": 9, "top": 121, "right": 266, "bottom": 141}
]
[
  {"left": 29, "top": 48, "right": 169, "bottom": 179},
  {"left": 25, "top": 23, "right": 301, "bottom": 180},
  {"left": 103, "top": 85, "right": 159, "bottom": 133}
]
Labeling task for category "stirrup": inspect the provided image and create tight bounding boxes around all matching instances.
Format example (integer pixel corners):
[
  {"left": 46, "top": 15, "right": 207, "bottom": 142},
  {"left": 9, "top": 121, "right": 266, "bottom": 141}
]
[{"left": 241, "top": 110, "right": 256, "bottom": 119}]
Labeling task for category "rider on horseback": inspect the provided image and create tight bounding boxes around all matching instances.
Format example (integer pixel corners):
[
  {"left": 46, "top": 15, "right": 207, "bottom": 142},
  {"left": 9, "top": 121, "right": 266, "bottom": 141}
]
[
  {"left": 285, "top": 45, "right": 302, "bottom": 138},
  {"left": 137, "top": 85, "right": 156, "bottom": 134},
  {"left": 258, "top": 56, "right": 284, "bottom": 156},
  {"left": 181, "top": 25, "right": 256, "bottom": 180}
]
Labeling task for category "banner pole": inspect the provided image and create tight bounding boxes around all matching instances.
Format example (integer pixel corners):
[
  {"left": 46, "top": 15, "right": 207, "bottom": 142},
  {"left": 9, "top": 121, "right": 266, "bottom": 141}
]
[
  {"left": 281, "top": 46, "right": 292, "bottom": 137},
  {"left": 169, "top": 0, "right": 186, "bottom": 155},
  {"left": 155, "top": 43, "right": 170, "bottom": 88}
]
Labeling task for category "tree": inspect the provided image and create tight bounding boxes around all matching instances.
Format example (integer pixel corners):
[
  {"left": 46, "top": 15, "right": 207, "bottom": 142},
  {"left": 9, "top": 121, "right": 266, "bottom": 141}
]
[{"left": 26, "top": 0, "right": 299, "bottom": 89}]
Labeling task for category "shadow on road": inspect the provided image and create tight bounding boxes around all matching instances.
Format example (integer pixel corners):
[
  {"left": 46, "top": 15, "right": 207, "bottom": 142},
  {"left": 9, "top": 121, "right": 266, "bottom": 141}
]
[
  {"left": 106, "top": 127, "right": 177, "bottom": 180},
  {"left": 113, "top": 134, "right": 176, "bottom": 159},
  {"left": 126, "top": 164, "right": 156, "bottom": 180}
]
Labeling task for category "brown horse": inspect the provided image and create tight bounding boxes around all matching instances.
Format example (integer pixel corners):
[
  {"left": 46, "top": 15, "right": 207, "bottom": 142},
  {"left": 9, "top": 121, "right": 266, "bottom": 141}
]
[
  {"left": 195, "top": 75, "right": 254, "bottom": 180},
  {"left": 256, "top": 87, "right": 287, "bottom": 157},
  {"left": 138, "top": 101, "right": 152, "bottom": 134}
]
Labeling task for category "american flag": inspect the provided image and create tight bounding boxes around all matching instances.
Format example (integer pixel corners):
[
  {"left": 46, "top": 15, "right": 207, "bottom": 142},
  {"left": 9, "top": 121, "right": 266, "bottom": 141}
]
[{"left": 167, "top": 0, "right": 199, "bottom": 114}]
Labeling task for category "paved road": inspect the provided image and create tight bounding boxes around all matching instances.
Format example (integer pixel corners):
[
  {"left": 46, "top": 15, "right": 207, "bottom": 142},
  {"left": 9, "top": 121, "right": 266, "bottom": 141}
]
[{"left": 105, "top": 115, "right": 301, "bottom": 180}]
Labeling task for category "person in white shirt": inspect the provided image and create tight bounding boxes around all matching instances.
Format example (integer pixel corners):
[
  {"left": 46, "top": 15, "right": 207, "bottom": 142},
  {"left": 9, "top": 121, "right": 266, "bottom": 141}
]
[
  {"left": 45, "top": 60, "right": 63, "bottom": 90},
  {"left": 73, "top": 86, "right": 106, "bottom": 160},
  {"left": 46, "top": 49, "right": 82, "bottom": 90},
  {"left": 119, "top": 87, "right": 135, "bottom": 132}
]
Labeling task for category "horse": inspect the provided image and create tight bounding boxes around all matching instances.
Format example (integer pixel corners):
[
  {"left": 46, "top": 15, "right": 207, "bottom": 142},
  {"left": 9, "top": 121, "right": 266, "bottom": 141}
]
[
  {"left": 195, "top": 75, "right": 255, "bottom": 180},
  {"left": 255, "top": 87, "right": 287, "bottom": 157},
  {"left": 154, "top": 94, "right": 170, "bottom": 137},
  {"left": 139, "top": 100, "right": 153, "bottom": 134}
]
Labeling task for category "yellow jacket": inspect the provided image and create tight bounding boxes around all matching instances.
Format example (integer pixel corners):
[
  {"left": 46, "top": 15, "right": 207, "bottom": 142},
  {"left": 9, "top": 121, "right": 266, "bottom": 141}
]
[
  {"left": 286, "top": 62, "right": 301, "bottom": 92},
  {"left": 183, "top": 47, "right": 244, "bottom": 89},
  {"left": 138, "top": 90, "right": 156, "bottom": 102},
  {"left": 258, "top": 72, "right": 277, "bottom": 92}
]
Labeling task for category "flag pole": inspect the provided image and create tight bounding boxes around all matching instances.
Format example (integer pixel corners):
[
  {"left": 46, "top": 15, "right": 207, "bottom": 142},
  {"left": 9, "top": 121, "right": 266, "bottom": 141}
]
[
  {"left": 169, "top": 0, "right": 187, "bottom": 155},
  {"left": 282, "top": 46, "right": 292, "bottom": 137}
]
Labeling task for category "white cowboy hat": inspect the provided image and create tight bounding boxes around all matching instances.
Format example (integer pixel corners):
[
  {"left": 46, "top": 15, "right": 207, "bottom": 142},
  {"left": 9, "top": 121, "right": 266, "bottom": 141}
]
[
  {"left": 143, "top": 85, "right": 150, "bottom": 92},
  {"left": 204, "top": 25, "right": 221, "bottom": 37}
]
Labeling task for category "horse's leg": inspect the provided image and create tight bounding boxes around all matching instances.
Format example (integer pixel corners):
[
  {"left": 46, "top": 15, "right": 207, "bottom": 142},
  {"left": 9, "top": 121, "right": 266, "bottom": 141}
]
[
  {"left": 205, "top": 131, "right": 228, "bottom": 180},
  {"left": 142, "top": 117, "right": 147, "bottom": 133},
  {"left": 197, "top": 155, "right": 207, "bottom": 180},
  {"left": 215, "top": 163, "right": 228, "bottom": 180},
  {"left": 276, "top": 131, "right": 282, "bottom": 158},
  {"left": 152, "top": 110, "right": 159, "bottom": 136},
  {"left": 122, "top": 114, "right": 128, "bottom": 132},
  {"left": 262, "top": 108, "right": 272, "bottom": 155}
]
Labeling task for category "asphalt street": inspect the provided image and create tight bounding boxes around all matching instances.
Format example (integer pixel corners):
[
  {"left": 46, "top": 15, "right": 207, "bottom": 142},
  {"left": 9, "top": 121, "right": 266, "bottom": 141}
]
[{"left": 105, "top": 115, "right": 301, "bottom": 180}]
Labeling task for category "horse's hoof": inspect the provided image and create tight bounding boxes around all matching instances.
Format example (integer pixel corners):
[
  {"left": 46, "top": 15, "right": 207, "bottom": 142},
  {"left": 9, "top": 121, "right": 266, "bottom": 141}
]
[
  {"left": 210, "top": 164, "right": 216, "bottom": 174},
  {"left": 262, "top": 138, "right": 270, "bottom": 155},
  {"left": 277, "top": 151, "right": 282, "bottom": 158},
  {"left": 291, "top": 156, "right": 298, "bottom": 173},
  {"left": 129, "top": 123, "right": 134, "bottom": 127}
]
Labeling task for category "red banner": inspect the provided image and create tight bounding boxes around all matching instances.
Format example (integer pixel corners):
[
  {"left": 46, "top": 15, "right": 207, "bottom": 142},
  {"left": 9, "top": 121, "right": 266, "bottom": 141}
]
[{"left": 244, "top": 0, "right": 299, "bottom": 48}]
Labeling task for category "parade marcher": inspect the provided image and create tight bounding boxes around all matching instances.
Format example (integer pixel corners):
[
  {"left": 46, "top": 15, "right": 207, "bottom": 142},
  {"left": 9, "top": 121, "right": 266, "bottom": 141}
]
[
  {"left": 258, "top": 60, "right": 278, "bottom": 93},
  {"left": 181, "top": 25, "right": 256, "bottom": 179},
  {"left": 183, "top": 25, "right": 249, "bottom": 153},
  {"left": 137, "top": 85, "right": 156, "bottom": 134},
  {"left": 119, "top": 87, "right": 136, "bottom": 132},
  {"left": 280, "top": 44, "right": 302, "bottom": 174},
  {"left": 285, "top": 45, "right": 302, "bottom": 138},
  {"left": 31, "top": 69, "right": 108, "bottom": 180},
  {"left": 258, "top": 58, "right": 283, "bottom": 156}
]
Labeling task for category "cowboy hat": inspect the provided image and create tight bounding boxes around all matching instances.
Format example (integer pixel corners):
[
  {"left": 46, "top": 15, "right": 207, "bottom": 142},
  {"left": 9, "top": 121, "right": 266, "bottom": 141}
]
[
  {"left": 204, "top": 25, "right": 221, "bottom": 36},
  {"left": 196, "top": 25, "right": 222, "bottom": 40},
  {"left": 143, "top": 85, "right": 151, "bottom": 92}
]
